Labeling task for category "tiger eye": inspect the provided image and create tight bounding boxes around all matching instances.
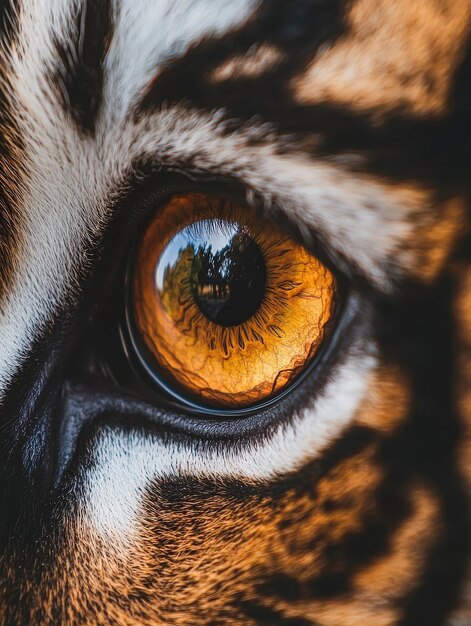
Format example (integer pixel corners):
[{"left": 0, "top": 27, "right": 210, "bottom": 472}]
[{"left": 132, "top": 193, "right": 336, "bottom": 410}]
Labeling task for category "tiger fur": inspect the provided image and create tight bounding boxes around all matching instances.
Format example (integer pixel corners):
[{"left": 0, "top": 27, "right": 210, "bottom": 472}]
[{"left": 0, "top": 1, "right": 470, "bottom": 624}]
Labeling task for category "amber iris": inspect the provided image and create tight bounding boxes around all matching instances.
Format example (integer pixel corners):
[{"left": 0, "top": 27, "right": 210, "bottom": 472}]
[{"left": 132, "top": 194, "right": 336, "bottom": 410}]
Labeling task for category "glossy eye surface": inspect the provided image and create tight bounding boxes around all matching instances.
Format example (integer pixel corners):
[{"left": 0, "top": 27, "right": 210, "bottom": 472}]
[{"left": 131, "top": 193, "right": 336, "bottom": 411}]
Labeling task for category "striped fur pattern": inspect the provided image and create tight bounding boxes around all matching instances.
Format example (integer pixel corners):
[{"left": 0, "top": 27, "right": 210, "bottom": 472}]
[{"left": 0, "top": 1, "right": 470, "bottom": 624}]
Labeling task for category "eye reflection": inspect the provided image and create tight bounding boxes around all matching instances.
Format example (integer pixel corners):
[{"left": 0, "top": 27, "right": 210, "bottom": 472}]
[{"left": 156, "top": 220, "right": 266, "bottom": 328}]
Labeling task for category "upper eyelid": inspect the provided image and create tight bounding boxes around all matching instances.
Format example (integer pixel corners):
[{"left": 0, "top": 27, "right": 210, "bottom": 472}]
[
  {"left": 117, "top": 166, "right": 343, "bottom": 286},
  {"left": 125, "top": 109, "right": 425, "bottom": 290},
  {"left": 122, "top": 168, "right": 323, "bottom": 255},
  {"left": 120, "top": 164, "right": 389, "bottom": 309}
]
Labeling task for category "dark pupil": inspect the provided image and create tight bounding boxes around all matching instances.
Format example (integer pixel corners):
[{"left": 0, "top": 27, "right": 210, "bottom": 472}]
[
  {"left": 191, "top": 230, "right": 266, "bottom": 327},
  {"left": 156, "top": 220, "right": 266, "bottom": 328}
]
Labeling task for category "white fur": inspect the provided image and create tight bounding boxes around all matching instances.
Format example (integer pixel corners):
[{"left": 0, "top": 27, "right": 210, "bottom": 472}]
[{"left": 104, "top": 0, "right": 260, "bottom": 120}]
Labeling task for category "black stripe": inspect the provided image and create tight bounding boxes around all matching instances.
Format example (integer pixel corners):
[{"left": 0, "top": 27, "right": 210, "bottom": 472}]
[
  {"left": 237, "top": 599, "right": 315, "bottom": 626},
  {"left": 0, "top": 0, "right": 19, "bottom": 46},
  {"left": 250, "top": 424, "right": 410, "bottom": 604},
  {"left": 139, "top": 0, "right": 350, "bottom": 116},
  {"left": 54, "top": 0, "right": 113, "bottom": 134},
  {"left": 387, "top": 273, "right": 471, "bottom": 625},
  {"left": 138, "top": 0, "right": 471, "bottom": 194}
]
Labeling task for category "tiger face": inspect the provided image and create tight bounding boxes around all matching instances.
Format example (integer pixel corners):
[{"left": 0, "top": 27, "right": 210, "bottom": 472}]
[{"left": 0, "top": 1, "right": 470, "bottom": 624}]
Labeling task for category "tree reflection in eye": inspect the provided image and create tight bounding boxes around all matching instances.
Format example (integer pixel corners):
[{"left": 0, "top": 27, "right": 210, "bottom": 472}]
[{"left": 155, "top": 219, "right": 267, "bottom": 328}]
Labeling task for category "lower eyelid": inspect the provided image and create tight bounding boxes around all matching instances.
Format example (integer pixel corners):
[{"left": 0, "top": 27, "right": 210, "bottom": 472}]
[{"left": 83, "top": 332, "right": 375, "bottom": 539}]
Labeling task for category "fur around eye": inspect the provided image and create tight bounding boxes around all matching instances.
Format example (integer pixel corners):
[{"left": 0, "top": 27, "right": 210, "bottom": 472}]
[{"left": 1, "top": 1, "right": 469, "bottom": 624}]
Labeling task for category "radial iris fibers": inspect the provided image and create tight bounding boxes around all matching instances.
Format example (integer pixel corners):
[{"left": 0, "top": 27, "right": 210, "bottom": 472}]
[{"left": 133, "top": 194, "right": 336, "bottom": 409}]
